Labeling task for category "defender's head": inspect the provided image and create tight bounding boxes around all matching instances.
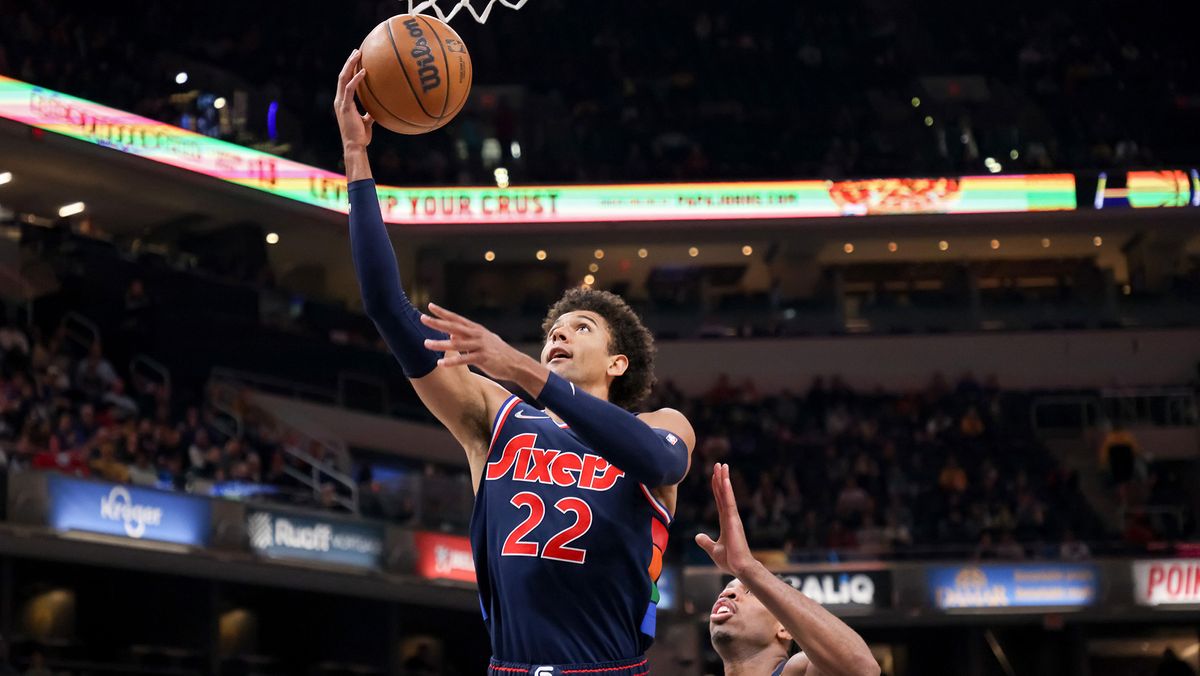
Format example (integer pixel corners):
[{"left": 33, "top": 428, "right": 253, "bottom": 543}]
[
  {"left": 709, "top": 579, "right": 792, "bottom": 658},
  {"left": 540, "top": 288, "right": 656, "bottom": 410}
]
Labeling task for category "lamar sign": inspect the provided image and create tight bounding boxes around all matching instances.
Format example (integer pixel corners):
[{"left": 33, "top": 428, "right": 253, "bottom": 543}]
[{"left": 1132, "top": 559, "right": 1200, "bottom": 606}]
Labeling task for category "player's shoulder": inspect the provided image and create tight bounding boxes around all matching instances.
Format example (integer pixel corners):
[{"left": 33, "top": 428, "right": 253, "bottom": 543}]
[
  {"left": 636, "top": 407, "right": 695, "bottom": 450},
  {"left": 782, "top": 652, "right": 812, "bottom": 676}
]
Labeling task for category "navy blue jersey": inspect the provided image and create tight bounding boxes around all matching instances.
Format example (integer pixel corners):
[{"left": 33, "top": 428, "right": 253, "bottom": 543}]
[{"left": 470, "top": 395, "right": 673, "bottom": 664}]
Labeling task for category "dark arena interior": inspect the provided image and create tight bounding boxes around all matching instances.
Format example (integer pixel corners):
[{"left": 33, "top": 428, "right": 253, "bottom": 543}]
[{"left": 0, "top": 0, "right": 1198, "bottom": 674}]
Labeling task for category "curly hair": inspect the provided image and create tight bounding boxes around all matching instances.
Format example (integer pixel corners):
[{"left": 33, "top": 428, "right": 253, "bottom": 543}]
[{"left": 541, "top": 288, "right": 656, "bottom": 411}]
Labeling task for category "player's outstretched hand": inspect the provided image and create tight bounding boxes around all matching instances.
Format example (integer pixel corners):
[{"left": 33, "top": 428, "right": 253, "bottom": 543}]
[
  {"left": 695, "top": 463, "right": 758, "bottom": 577},
  {"left": 334, "top": 49, "right": 374, "bottom": 151},
  {"left": 421, "top": 302, "right": 533, "bottom": 380}
]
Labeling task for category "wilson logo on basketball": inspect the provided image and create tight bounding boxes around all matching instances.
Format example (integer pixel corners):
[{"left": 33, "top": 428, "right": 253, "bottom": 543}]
[
  {"left": 487, "top": 433, "right": 625, "bottom": 491},
  {"left": 402, "top": 18, "right": 442, "bottom": 93}
]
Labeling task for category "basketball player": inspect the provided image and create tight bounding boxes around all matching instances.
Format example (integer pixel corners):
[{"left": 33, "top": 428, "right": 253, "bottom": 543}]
[
  {"left": 697, "top": 464, "right": 879, "bottom": 676},
  {"left": 335, "top": 50, "right": 694, "bottom": 675}
]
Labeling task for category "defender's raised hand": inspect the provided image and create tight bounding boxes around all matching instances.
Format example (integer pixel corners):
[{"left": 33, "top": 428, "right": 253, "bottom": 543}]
[{"left": 695, "top": 463, "right": 758, "bottom": 577}]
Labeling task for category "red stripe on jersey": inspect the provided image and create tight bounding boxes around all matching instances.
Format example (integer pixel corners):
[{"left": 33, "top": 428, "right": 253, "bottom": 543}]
[{"left": 650, "top": 517, "right": 669, "bottom": 553}]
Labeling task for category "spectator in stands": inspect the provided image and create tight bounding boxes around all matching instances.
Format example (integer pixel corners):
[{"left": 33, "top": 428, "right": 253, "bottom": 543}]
[
  {"left": 993, "top": 530, "right": 1026, "bottom": 560},
  {"left": 937, "top": 455, "right": 969, "bottom": 494},
  {"left": 1058, "top": 529, "right": 1092, "bottom": 560},
  {"left": 1099, "top": 421, "right": 1141, "bottom": 502},
  {"left": 187, "top": 428, "right": 217, "bottom": 473},
  {"left": 89, "top": 436, "right": 130, "bottom": 483},
  {"left": 127, "top": 451, "right": 157, "bottom": 487},
  {"left": 75, "top": 341, "right": 118, "bottom": 401},
  {"left": 102, "top": 378, "right": 139, "bottom": 420}
]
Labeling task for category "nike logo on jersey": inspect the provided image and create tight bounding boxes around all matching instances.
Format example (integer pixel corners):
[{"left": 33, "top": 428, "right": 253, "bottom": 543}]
[
  {"left": 487, "top": 432, "right": 624, "bottom": 491},
  {"left": 513, "top": 410, "right": 550, "bottom": 420}
]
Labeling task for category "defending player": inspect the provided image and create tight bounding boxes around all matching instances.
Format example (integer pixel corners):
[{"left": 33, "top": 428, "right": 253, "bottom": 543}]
[
  {"left": 335, "top": 50, "right": 694, "bottom": 674},
  {"left": 697, "top": 464, "right": 879, "bottom": 676}
]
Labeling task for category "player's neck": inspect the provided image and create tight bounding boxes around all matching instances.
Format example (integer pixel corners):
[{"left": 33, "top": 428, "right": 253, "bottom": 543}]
[{"left": 720, "top": 647, "right": 789, "bottom": 676}]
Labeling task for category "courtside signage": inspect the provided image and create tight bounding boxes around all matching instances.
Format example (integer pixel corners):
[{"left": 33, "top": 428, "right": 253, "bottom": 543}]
[
  {"left": 1132, "top": 559, "right": 1200, "bottom": 606},
  {"left": 46, "top": 475, "right": 210, "bottom": 546},
  {"left": 780, "top": 569, "right": 892, "bottom": 610},
  {"left": 413, "top": 531, "right": 476, "bottom": 583},
  {"left": 246, "top": 508, "right": 384, "bottom": 570},
  {"left": 929, "top": 564, "right": 1099, "bottom": 610},
  {"left": 0, "top": 75, "right": 1077, "bottom": 223}
]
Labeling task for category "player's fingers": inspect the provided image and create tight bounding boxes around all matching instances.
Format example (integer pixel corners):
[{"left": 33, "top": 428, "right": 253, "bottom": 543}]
[
  {"left": 422, "top": 338, "right": 456, "bottom": 351},
  {"left": 343, "top": 70, "right": 367, "bottom": 108},
  {"left": 362, "top": 112, "right": 374, "bottom": 127},
  {"left": 336, "top": 48, "right": 360, "bottom": 92},
  {"left": 694, "top": 533, "right": 718, "bottom": 555},
  {"left": 420, "top": 314, "right": 461, "bottom": 333},
  {"left": 427, "top": 302, "right": 471, "bottom": 323},
  {"left": 437, "top": 352, "right": 476, "bottom": 368}
]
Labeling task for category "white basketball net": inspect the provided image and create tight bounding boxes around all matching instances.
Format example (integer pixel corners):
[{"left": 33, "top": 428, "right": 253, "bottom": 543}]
[{"left": 407, "top": 0, "right": 528, "bottom": 23}]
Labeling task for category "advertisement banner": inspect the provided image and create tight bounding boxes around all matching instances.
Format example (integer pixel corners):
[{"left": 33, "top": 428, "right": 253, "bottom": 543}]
[
  {"left": 1132, "top": 559, "right": 1200, "bottom": 606},
  {"left": 929, "top": 564, "right": 1099, "bottom": 610},
  {"left": 413, "top": 531, "right": 476, "bottom": 583},
  {"left": 247, "top": 508, "right": 384, "bottom": 570},
  {"left": 47, "top": 475, "right": 210, "bottom": 546},
  {"left": 779, "top": 569, "right": 893, "bottom": 610},
  {"left": 0, "top": 75, "right": 1078, "bottom": 225}
]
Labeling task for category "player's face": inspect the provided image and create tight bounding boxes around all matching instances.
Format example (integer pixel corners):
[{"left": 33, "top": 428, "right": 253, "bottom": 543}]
[
  {"left": 709, "top": 579, "right": 788, "bottom": 649},
  {"left": 541, "top": 310, "right": 625, "bottom": 385}
]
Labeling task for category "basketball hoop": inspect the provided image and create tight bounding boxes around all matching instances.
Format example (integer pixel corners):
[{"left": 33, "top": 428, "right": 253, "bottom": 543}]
[{"left": 407, "top": 0, "right": 528, "bottom": 23}]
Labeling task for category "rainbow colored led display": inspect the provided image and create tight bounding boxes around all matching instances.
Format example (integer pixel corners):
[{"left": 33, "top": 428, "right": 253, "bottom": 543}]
[{"left": 0, "top": 75, "right": 1078, "bottom": 224}]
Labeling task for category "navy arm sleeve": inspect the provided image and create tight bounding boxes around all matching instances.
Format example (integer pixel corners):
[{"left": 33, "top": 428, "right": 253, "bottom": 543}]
[
  {"left": 349, "top": 178, "right": 446, "bottom": 378},
  {"left": 536, "top": 371, "right": 689, "bottom": 487}
]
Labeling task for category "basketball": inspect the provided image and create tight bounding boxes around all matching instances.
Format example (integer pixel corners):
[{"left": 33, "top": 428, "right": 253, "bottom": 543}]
[{"left": 356, "top": 14, "right": 472, "bottom": 135}]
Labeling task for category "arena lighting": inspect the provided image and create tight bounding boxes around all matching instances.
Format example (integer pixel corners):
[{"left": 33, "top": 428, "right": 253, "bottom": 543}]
[
  {"left": 175, "top": 72, "right": 188, "bottom": 85},
  {"left": 1010, "top": 149, "right": 1020, "bottom": 160},
  {"left": 0, "top": 171, "right": 11, "bottom": 185},
  {"left": 535, "top": 249, "right": 547, "bottom": 261},
  {"left": 57, "top": 202, "right": 85, "bottom": 217},
  {"left": 484, "top": 250, "right": 495, "bottom": 261},
  {"left": 213, "top": 97, "right": 227, "bottom": 110},
  {"left": 637, "top": 248, "right": 648, "bottom": 258},
  {"left": 741, "top": 245, "right": 753, "bottom": 256},
  {"left": 911, "top": 97, "right": 921, "bottom": 108},
  {"left": 588, "top": 262, "right": 599, "bottom": 273},
  {"left": 843, "top": 243, "right": 854, "bottom": 254},
  {"left": 887, "top": 242, "right": 898, "bottom": 253},
  {"left": 1093, "top": 236, "right": 1103, "bottom": 247},
  {"left": 924, "top": 116, "right": 934, "bottom": 126},
  {"left": 593, "top": 249, "right": 604, "bottom": 259},
  {"left": 687, "top": 246, "right": 699, "bottom": 257},
  {"left": 938, "top": 240, "right": 950, "bottom": 251},
  {"left": 494, "top": 167, "right": 509, "bottom": 189},
  {"left": 990, "top": 239, "right": 1001, "bottom": 249},
  {"left": 510, "top": 141, "right": 522, "bottom": 159},
  {"left": 265, "top": 232, "right": 280, "bottom": 244},
  {"left": 583, "top": 274, "right": 595, "bottom": 285},
  {"left": 1042, "top": 238, "right": 1052, "bottom": 248}
]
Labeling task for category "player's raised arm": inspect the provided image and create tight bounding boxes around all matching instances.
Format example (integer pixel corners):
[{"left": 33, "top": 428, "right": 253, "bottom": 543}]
[
  {"left": 697, "top": 464, "right": 879, "bottom": 676},
  {"left": 419, "top": 304, "right": 693, "bottom": 487},
  {"left": 335, "top": 50, "right": 501, "bottom": 459}
]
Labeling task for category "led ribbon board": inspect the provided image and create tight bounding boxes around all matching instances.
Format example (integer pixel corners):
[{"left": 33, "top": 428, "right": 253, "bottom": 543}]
[{"left": 0, "top": 75, "right": 1077, "bottom": 224}]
